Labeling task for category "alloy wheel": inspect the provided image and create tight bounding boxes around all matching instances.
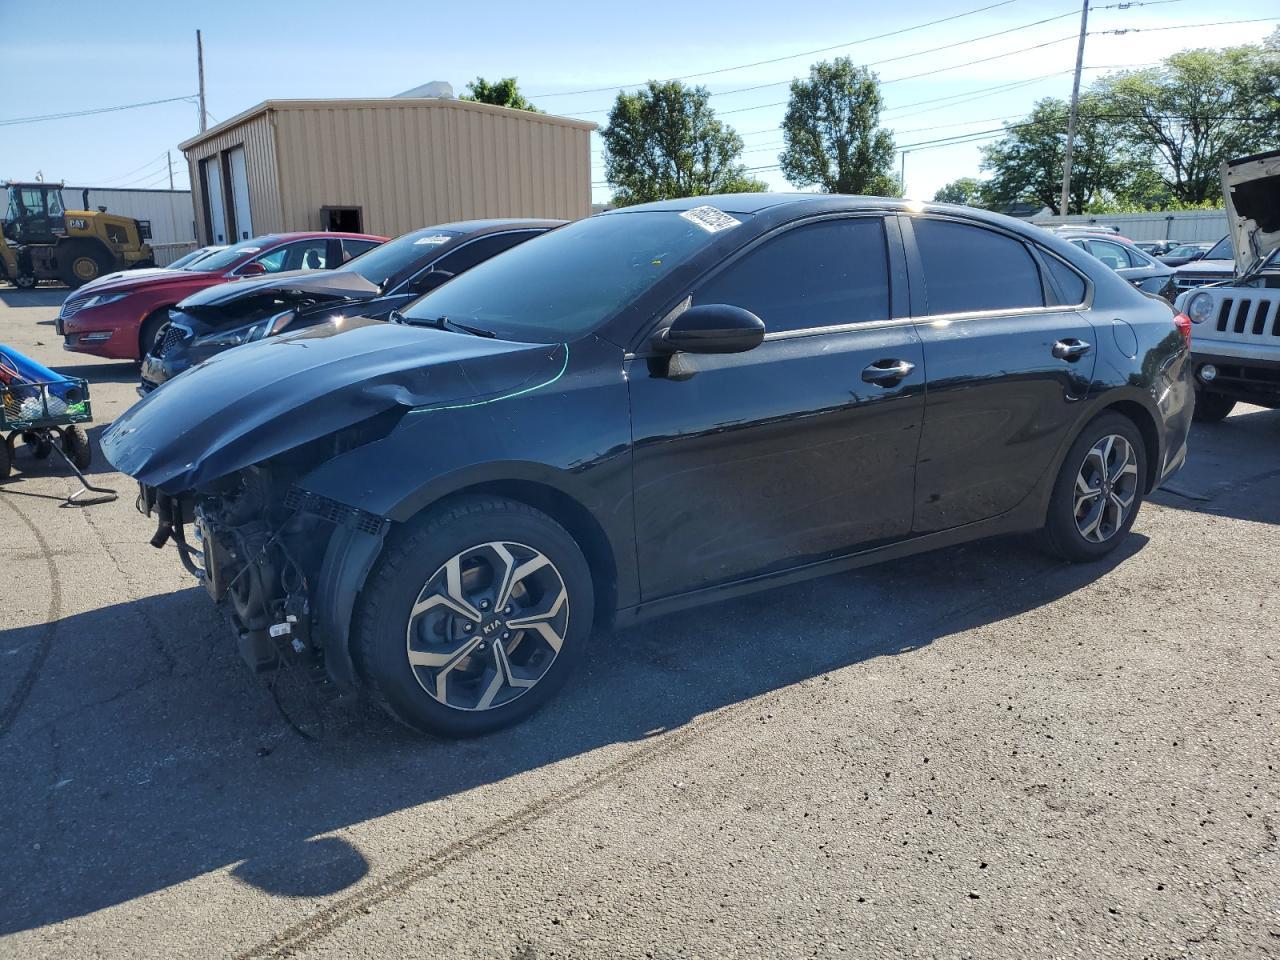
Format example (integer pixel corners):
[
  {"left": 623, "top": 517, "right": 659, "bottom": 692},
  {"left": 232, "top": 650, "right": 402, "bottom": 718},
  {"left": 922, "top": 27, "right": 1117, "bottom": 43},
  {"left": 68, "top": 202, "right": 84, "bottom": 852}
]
[
  {"left": 405, "top": 541, "right": 569, "bottom": 711},
  {"left": 1073, "top": 434, "right": 1139, "bottom": 543}
]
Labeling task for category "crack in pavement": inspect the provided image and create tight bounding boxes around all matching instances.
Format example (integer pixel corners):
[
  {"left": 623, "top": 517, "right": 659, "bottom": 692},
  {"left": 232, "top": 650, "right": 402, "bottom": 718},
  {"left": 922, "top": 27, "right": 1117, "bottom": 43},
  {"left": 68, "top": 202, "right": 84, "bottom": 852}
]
[{"left": 0, "top": 494, "right": 64, "bottom": 739}]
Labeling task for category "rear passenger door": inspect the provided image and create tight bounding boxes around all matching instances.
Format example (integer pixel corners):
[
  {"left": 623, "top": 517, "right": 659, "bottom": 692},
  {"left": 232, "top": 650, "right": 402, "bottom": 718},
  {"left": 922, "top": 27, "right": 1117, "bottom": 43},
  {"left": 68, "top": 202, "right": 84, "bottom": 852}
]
[{"left": 903, "top": 215, "right": 1097, "bottom": 534}]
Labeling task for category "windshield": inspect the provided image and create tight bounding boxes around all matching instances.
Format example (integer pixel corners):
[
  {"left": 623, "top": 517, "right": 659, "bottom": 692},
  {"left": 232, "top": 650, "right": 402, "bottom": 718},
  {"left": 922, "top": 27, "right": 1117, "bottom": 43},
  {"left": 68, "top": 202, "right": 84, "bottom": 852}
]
[
  {"left": 1203, "top": 236, "right": 1233, "bottom": 261},
  {"left": 340, "top": 228, "right": 461, "bottom": 288},
  {"left": 191, "top": 236, "right": 275, "bottom": 272},
  {"left": 400, "top": 211, "right": 729, "bottom": 342},
  {"left": 1168, "top": 244, "right": 1204, "bottom": 257}
]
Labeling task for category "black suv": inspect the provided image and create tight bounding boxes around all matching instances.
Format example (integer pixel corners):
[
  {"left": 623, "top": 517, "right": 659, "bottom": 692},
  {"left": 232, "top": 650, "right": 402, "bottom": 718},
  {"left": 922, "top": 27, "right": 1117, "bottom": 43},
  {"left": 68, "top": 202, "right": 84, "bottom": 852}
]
[{"left": 104, "top": 195, "right": 1194, "bottom": 737}]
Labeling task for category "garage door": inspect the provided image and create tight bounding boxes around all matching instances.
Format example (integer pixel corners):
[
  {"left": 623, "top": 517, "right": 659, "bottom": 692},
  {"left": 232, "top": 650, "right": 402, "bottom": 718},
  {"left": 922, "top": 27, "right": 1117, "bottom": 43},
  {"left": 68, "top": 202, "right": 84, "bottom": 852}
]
[{"left": 227, "top": 146, "right": 253, "bottom": 241}]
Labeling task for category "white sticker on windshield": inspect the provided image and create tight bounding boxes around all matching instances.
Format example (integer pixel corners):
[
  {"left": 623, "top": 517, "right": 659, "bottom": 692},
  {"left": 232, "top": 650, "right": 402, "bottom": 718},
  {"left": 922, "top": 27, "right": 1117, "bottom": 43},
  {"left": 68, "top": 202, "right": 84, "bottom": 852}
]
[
  {"left": 238, "top": 247, "right": 261, "bottom": 254},
  {"left": 680, "top": 205, "right": 741, "bottom": 233},
  {"left": 414, "top": 235, "right": 453, "bottom": 246}
]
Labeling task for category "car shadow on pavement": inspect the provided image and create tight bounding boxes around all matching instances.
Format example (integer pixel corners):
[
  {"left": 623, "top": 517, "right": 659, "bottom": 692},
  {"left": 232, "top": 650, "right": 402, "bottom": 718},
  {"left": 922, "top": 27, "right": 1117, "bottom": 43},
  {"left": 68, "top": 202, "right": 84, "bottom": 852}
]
[
  {"left": 1, "top": 424, "right": 120, "bottom": 480},
  {"left": 0, "top": 529, "right": 1146, "bottom": 935},
  {"left": 48, "top": 360, "right": 140, "bottom": 386},
  {"left": 1151, "top": 405, "right": 1280, "bottom": 526},
  {"left": 0, "top": 289, "right": 66, "bottom": 309}
]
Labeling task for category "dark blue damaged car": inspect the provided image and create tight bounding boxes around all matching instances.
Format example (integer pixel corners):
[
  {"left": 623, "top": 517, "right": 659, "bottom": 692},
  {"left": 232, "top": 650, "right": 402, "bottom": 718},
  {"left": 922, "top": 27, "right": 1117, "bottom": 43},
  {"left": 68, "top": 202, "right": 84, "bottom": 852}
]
[{"left": 103, "top": 194, "right": 1194, "bottom": 738}]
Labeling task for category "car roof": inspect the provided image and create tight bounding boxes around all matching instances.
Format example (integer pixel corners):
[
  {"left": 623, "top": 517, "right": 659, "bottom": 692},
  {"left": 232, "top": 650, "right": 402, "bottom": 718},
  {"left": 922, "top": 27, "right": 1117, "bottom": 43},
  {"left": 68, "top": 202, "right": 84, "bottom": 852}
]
[
  {"left": 419, "top": 218, "right": 566, "bottom": 233},
  {"left": 266, "top": 231, "right": 389, "bottom": 242}
]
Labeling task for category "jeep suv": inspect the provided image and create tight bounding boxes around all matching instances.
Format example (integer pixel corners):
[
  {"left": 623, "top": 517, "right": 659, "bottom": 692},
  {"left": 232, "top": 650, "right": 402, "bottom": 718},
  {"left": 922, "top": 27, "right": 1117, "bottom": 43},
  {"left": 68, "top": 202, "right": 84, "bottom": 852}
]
[{"left": 1174, "top": 149, "right": 1280, "bottom": 421}]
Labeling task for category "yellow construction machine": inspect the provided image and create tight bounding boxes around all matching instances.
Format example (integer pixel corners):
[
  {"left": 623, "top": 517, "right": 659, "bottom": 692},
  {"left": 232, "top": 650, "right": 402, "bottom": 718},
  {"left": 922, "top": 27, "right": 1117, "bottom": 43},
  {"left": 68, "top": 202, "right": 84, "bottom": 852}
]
[{"left": 0, "top": 181, "right": 154, "bottom": 289}]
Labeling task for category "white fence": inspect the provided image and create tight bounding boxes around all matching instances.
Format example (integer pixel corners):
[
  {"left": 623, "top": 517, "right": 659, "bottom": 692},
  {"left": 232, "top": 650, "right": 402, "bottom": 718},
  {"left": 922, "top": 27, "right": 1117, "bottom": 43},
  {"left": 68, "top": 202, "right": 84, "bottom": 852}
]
[{"left": 1031, "top": 209, "right": 1228, "bottom": 242}]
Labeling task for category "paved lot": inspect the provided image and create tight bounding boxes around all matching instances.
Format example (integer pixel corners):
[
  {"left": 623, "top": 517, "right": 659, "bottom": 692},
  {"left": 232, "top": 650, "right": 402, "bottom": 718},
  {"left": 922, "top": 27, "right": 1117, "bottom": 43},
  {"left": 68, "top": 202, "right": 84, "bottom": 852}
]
[{"left": 0, "top": 288, "right": 1277, "bottom": 959}]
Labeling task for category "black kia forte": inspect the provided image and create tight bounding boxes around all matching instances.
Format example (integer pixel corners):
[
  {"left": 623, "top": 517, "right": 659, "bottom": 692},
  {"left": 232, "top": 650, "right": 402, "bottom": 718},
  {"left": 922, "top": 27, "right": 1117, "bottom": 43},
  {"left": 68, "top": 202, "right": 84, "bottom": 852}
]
[
  {"left": 139, "top": 219, "right": 561, "bottom": 394},
  {"left": 102, "top": 194, "right": 1194, "bottom": 737}
]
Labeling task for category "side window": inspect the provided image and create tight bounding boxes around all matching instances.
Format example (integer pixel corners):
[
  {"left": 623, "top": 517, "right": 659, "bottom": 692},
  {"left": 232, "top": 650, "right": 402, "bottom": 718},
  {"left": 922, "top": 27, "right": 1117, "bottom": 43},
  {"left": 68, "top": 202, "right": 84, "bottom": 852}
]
[
  {"left": 254, "top": 239, "right": 329, "bottom": 273},
  {"left": 341, "top": 238, "right": 381, "bottom": 262},
  {"left": 913, "top": 218, "right": 1044, "bottom": 315},
  {"left": 1043, "top": 254, "right": 1087, "bottom": 305},
  {"left": 251, "top": 245, "right": 290, "bottom": 273},
  {"left": 693, "top": 218, "right": 890, "bottom": 334},
  {"left": 432, "top": 232, "right": 539, "bottom": 277},
  {"left": 1087, "top": 240, "right": 1129, "bottom": 271}
]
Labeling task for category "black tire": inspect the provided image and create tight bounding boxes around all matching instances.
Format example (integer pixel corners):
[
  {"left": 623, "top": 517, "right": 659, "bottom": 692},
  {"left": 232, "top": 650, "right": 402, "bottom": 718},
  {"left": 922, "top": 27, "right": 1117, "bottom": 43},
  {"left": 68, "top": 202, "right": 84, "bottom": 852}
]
[
  {"left": 138, "top": 310, "right": 169, "bottom": 359},
  {"left": 352, "top": 496, "right": 594, "bottom": 737},
  {"left": 58, "top": 240, "right": 112, "bottom": 289},
  {"left": 19, "top": 431, "right": 52, "bottom": 458},
  {"left": 13, "top": 274, "right": 37, "bottom": 290},
  {"left": 0, "top": 436, "right": 10, "bottom": 479},
  {"left": 1192, "top": 390, "right": 1235, "bottom": 424},
  {"left": 61, "top": 425, "right": 92, "bottom": 471},
  {"left": 1040, "top": 412, "right": 1147, "bottom": 562}
]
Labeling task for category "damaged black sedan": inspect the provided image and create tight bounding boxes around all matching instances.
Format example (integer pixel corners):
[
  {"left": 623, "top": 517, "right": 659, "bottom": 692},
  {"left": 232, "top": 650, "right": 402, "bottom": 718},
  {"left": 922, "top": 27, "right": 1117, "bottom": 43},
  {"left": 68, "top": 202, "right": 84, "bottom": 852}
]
[
  {"left": 103, "top": 195, "right": 1194, "bottom": 737},
  {"left": 140, "top": 219, "right": 561, "bottom": 393}
]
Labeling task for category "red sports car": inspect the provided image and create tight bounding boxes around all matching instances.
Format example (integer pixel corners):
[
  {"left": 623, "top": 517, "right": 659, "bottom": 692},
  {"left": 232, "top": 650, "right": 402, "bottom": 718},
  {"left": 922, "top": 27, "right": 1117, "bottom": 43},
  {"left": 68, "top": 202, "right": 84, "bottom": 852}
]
[{"left": 56, "top": 231, "right": 387, "bottom": 360}]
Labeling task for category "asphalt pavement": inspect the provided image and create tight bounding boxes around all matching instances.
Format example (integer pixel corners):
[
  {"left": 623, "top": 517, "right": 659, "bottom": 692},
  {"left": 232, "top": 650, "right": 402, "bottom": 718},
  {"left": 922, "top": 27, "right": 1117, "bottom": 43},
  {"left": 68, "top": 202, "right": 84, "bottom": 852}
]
[{"left": 1, "top": 287, "right": 1277, "bottom": 959}]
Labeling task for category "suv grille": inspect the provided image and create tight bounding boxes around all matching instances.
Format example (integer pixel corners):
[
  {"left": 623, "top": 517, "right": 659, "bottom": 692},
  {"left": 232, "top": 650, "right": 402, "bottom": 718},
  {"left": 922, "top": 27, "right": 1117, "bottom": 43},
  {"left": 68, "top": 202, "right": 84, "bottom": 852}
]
[
  {"left": 1176, "top": 272, "right": 1230, "bottom": 290},
  {"left": 1210, "top": 293, "right": 1280, "bottom": 340}
]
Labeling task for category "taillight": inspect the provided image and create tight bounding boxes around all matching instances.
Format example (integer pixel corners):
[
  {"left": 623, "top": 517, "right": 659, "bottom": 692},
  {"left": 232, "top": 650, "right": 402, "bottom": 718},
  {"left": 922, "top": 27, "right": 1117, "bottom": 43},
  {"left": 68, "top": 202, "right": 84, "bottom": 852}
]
[{"left": 1173, "top": 312, "right": 1192, "bottom": 349}]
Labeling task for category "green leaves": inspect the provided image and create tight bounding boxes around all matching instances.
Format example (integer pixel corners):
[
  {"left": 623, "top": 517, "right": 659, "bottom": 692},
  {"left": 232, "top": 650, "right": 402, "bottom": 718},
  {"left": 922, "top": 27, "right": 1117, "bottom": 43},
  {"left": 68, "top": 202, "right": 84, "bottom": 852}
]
[
  {"left": 778, "top": 58, "right": 899, "bottom": 197},
  {"left": 460, "top": 77, "right": 541, "bottom": 113},
  {"left": 601, "top": 81, "right": 766, "bottom": 207}
]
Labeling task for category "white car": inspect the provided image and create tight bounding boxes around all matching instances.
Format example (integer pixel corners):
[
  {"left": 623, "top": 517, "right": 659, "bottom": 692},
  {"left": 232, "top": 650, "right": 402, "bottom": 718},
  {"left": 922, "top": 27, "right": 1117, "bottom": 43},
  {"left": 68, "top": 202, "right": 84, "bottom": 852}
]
[
  {"left": 1174, "top": 149, "right": 1280, "bottom": 422},
  {"left": 1172, "top": 235, "right": 1234, "bottom": 293}
]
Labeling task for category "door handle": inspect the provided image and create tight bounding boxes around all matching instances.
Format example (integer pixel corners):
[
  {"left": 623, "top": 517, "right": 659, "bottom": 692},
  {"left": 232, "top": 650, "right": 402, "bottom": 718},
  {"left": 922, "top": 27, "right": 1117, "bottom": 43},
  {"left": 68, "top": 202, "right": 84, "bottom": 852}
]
[
  {"left": 861, "top": 359, "right": 916, "bottom": 385},
  {"left": 1052, "top": 338, "right": 1091, "bottom": 362}
]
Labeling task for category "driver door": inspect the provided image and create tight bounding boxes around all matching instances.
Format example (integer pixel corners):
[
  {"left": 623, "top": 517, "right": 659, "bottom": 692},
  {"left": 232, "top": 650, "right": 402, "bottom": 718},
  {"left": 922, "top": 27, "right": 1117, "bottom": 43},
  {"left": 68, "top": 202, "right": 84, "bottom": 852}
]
[{"left": 627, "top": 215, "right": 925, "bottom": 600}]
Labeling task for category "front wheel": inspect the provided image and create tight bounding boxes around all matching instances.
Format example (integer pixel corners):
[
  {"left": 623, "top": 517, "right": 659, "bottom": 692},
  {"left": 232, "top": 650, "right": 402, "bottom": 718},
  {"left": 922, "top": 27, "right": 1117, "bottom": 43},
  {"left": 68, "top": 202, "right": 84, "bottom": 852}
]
[
  {"left": 1041, "top": 412, "right": 1147, "bottom": 562},
  {"left": 353, "top": 496, "right": 594, "bottom": 737}
]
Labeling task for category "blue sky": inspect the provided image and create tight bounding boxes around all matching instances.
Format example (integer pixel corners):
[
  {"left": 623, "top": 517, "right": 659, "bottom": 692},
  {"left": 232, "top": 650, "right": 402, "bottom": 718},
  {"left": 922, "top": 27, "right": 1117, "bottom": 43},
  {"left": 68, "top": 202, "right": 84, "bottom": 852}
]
[{"left": 1, "top": 0, "right": 1275, "bottom": 205}]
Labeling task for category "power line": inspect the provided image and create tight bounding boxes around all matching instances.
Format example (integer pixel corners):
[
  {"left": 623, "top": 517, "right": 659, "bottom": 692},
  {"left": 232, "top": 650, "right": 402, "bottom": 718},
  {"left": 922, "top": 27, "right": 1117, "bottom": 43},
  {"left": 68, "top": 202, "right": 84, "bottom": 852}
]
[
  {"left": 0, "top": 95, "right": 197, "bottom": 127},
  {"left": 1096, "top": 14, "right": 1279, "bottom": 35},
  {"left": 532, "top": 0, "right": 1026, "bottom": 98},
  {"left": 92, "top": 152, "right": 171, "bottom": 186}
]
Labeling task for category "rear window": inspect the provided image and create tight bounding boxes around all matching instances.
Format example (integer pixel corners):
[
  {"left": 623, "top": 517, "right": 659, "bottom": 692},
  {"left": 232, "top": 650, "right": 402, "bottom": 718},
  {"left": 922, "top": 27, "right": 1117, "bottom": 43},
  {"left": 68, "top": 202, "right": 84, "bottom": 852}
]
[
  {"left": 913, "top": 218, "right": 1044, "bottom": 315},
  {"left": 1043, "top": 255, "right": 1087, "bottom": 305}
]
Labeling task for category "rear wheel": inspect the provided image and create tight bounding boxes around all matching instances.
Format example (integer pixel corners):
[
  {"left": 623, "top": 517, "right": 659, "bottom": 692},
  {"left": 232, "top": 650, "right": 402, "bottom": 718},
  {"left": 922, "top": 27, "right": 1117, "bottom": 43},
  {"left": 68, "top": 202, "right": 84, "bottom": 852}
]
[
  {"left": 0, "top": 437, "right": 10, "bottom": 479},
  {"left": 353, "top": 496, "right": 594, "bottom": 737},
  {"left": 59, "top": 241, "right": 111, "bottom": 289},
  {"left": 1192, "top": 390, "right": 1235, "bottom": 424},
  {"left": 1041, "top": 412, "right": 1146, "bottom": 562},
  {"left": 61, "top": 425, "right": 92, "bottom": 471}
]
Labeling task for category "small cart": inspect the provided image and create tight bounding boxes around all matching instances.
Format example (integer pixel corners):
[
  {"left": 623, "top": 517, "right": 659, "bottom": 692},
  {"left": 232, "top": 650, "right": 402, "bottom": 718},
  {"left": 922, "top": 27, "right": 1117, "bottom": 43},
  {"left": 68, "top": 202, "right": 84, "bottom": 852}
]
[{"left": 0, "top": 357, "right": 116, "bottom": 504}]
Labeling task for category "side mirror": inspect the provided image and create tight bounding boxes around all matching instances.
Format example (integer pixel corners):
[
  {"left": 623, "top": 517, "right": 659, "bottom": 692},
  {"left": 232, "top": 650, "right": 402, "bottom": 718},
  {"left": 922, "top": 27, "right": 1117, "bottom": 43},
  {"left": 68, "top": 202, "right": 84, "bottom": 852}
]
[
  {"left": 653, "top": 304, "right": 765, "bottom": 355},
  {"left": 238, "top": 261, "right": 267, "bottom": 277},
  {"left": 410, "top": 268, "right": 454, "bottom": 294}
]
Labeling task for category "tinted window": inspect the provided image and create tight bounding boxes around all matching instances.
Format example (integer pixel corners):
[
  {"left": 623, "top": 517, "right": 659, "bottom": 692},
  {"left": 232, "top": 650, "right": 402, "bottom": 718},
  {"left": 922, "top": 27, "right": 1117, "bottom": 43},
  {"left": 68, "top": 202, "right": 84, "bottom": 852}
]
[
  {"left": 341, "top": 238, "right": 381, "bottom": 262},
  {"left": 401, "top": 211, "right": 725, "bottom": 342},
  {"left": 914, "top": 219, "right": 1044, "bottom": 314},
  {"left": 1204, "top": 236, "right": 1232, "bottom": 260},
  {"left": 1043, "top": 254, "right": 1087, "bottom": 304},
  {"left": 251, "top": 239, "right": 328, "bottom": 273},
  {"left": 433, "top": 232, "right": 540, "bottom": 277},
  {"left": 343, "top": 228, "right": 461, "bottom": 288},
  {"left": 693, "top": 218, "right": 889, "bottom": 334}
]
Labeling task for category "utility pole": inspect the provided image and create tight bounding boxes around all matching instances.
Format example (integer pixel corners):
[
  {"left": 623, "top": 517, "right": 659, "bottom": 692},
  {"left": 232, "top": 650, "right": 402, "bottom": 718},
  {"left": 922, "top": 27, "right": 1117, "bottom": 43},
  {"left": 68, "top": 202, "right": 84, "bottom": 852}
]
[
  {"left": 167, "top": 151, "right": 174, "bottom": 190},
  {"left": 1058, "top": 0, "right": 1089, "bottom": 217},
  {"left": 196, "top": 29, "right": 207, "bottom": 133},
  {"left": 900, "top": 150, "right": 907, "bottom": 196}
]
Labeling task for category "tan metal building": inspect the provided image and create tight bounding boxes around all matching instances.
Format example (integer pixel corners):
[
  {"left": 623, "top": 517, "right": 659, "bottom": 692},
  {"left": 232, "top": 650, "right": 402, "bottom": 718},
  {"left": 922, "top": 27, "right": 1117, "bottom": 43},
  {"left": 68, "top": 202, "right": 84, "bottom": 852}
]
[{"left": 178, "top": 97, "right": 596, "bottom": 244}]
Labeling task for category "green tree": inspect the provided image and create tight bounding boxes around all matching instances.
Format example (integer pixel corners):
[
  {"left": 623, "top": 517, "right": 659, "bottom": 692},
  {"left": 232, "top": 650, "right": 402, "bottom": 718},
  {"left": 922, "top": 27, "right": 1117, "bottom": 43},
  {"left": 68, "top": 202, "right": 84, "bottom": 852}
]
[
  {"left": 460, "top": 77, "right": 541, "bottom": 112},
  {"left": 1091, "top": 44, "right": 1280, "bottom": 204},
  {"left": 979, "top": 98, "right": 1144, "bottom": 214},
  {"left": 932, "top": 177, "right": 990, "bottom": 207},
  {"left": 778, "top": 58, "right": 899, "bottom": 196},
  {"left": 601, "top": 81, "right": 766, "bottom": 207}
]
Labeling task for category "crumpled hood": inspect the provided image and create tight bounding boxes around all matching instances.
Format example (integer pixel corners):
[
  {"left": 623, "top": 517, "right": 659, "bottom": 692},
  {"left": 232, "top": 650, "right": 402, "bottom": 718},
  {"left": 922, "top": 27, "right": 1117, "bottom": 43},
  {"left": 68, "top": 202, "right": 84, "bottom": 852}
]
[
  {"left": 178, "top": 269, "right": 379, "bottom": 309},
  {"left": 1222, "top": 148, "right": 1280, "bottom": 274},
  {"left": 102, "top": 316, "right": 564, "bottom": 492}
]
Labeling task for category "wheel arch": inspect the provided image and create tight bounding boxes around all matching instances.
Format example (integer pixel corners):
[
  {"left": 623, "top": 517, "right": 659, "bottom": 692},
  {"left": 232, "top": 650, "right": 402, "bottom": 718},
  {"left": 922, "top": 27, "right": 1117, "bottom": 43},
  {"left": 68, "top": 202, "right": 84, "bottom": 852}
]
[
  {"left": 1097, "top": 397, "right": 1161, "bottom": 493},
  {"left": 138, "top": 306, "right": 174, "bottom": 356}
]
